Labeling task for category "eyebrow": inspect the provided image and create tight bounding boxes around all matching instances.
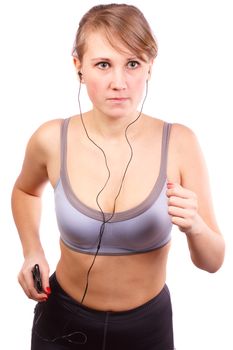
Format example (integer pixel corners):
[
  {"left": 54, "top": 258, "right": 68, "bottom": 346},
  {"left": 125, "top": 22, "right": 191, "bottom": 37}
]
[{"left": 90, "top": 56, "right": 141, "bottom": 62}]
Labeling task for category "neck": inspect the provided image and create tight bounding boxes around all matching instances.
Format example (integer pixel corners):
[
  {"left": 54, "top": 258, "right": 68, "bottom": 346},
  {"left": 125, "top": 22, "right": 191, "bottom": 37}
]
[{"left": 82, "top": 110, "right": 143, "bottom": 142}]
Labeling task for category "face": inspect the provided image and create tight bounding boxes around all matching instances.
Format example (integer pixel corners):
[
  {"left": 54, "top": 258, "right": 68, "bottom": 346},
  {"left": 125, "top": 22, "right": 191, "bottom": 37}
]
[{"left": 74, "top": 31, "right": 153, "bottom": 120}]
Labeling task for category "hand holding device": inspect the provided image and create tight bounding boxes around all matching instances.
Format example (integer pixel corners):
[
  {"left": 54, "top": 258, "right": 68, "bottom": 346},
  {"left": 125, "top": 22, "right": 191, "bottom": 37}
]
[{"left": 32, "top": 264, "right": 43, "bottom": 293}]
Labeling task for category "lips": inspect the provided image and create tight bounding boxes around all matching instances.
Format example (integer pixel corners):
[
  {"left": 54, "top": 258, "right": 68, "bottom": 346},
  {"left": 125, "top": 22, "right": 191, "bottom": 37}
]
[{"left": 107, "top": 97, "right": 129, "bottom": 101}]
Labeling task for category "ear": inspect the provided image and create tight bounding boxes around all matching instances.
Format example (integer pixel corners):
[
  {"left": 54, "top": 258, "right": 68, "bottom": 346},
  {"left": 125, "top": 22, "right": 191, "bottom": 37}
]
[
  {"left": 73, "top": 57, "right": 84, "bottom": 82},
  {"left": 73, "top": 57, "right": 81, "bottom": 71}
]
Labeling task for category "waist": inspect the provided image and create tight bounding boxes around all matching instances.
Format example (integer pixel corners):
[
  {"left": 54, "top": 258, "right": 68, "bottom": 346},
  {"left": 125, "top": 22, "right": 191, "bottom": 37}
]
[
  {"left": 56, "top": 240, "right": 170, "bottom": 311},
  {"left": 50, "top": 272, "right": 170, "bottom": 321}
]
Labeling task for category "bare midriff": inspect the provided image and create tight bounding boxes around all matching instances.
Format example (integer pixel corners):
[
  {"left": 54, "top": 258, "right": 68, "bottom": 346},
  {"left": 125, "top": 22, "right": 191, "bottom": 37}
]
[{"left": 56, "top": 240, "right": 171, "bottom": 311}]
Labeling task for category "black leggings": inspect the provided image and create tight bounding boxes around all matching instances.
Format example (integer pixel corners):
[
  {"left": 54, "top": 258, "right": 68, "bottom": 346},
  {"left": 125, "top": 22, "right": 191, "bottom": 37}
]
[{"left": 31, "top": 273, "right": 174, "bottom": 350}]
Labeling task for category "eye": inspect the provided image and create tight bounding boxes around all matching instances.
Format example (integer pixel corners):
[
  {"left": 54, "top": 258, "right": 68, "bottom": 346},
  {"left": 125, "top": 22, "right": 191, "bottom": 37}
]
[
  {"left": 127, "top": 60, "right": 140, "bottom": 69},
  {"left": 96, "top": 62, "right": 110, "bottom": 69}
]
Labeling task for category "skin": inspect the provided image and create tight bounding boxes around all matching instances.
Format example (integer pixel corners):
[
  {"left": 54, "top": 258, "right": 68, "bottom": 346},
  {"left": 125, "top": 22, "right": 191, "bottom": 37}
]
[{"left": 12, "top": 31, "right": 225, "bottom": 310}]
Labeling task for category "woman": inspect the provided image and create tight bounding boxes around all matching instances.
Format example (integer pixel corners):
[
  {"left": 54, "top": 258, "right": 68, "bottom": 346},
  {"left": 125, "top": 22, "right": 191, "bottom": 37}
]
[{"left": 11, "top": 4, "right": 225, "bottom": 350}]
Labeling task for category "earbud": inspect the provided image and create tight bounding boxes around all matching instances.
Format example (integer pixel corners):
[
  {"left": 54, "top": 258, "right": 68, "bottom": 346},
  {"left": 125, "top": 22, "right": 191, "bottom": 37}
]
[
  {"left": 78, "top": 71, "right": 83, "bottom": 81},
  {"left": 147, "top": 69, "right": 151, "bottom": 82}
]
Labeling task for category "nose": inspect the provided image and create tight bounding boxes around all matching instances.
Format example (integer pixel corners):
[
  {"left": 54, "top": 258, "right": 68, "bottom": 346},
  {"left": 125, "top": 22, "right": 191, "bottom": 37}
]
[{"left": 110, "top": 69, "right": 127, "bottom": 90}]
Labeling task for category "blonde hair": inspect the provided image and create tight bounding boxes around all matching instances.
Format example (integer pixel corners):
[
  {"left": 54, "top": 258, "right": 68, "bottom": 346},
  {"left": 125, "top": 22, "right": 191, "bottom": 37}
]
[{"left": 72, "top": 4, "right": 158, "bottom": 62}]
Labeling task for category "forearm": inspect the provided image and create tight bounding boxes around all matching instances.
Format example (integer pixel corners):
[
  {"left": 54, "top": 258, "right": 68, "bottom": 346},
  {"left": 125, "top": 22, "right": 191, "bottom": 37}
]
[
  {"left": 11, "top": 185, "right": 45, "bottom": 258},
  {"left": 185, "top": 218, "right": 225, "bottom": 273}
]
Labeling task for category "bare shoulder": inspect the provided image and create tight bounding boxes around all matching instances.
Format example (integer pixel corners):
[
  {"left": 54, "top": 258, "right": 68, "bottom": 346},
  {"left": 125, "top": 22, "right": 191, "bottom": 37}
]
[
  {"left": 169, "top": 123, "right": 202, "bottom": 162},
  {"left": 29, "top": 118, "right": 63, "bottom": 155},
  {"left": 170, "top": 123, "right": 211, "bottom": 196},
  {"left": 170, "top": 122, "right": 198, "bottom": 146},
  {"left": 162, "top": 121, "right": 207, "bottom": 186},
  {"left": 143, "top": 115, "right": 197, "bottom": 141},
  {"left": 15, "top": 118, "right": 65, "bottom": 194},
  {"left": 142, "top": 116, "right": 197, "bottom": 147}
]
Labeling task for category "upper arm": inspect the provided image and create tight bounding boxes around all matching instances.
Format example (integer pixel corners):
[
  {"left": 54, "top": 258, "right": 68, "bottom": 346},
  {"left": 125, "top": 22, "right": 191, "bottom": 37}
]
[
  {"left": 172, "top": 123, "right": 221, "bottom": 233},
  {"left": 14, "top": 119, "right": 62, "bottom": 196}
]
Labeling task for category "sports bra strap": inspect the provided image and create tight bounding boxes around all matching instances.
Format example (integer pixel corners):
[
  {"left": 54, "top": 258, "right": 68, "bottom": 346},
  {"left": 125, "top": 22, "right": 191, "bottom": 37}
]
[
  {"left": 60, "top": 117, "right": 70, "bottom": 180},
  {"left": 160, "top": 122, "right": 172, "bottom": 180}
]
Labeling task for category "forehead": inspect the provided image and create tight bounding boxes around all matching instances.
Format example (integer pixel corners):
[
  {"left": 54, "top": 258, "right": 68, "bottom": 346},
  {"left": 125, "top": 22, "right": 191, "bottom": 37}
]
[{"left": 83, "top": 31, "right": 135, "bottom": 60}]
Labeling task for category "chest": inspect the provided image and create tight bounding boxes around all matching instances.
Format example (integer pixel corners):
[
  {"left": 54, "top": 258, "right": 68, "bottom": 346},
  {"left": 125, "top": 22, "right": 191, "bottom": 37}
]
[
  {"left": 55, "top": 179, "right": 172, "bottom": 255},
  {"left": 66, "top": 134, "right": 163, "bottom": 213}
]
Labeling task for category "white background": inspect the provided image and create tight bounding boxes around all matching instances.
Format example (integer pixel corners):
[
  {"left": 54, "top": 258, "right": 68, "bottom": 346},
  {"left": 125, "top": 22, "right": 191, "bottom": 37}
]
[{"left": 0, "top": 0, "right": 232, "bottom": 349}]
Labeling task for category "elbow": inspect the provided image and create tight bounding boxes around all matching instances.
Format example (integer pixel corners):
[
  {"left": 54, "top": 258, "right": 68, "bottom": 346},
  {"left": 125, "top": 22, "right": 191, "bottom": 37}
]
[
  {"left": 208, "top": 253, "right": 225, "bottom": 273},
  {"left": 193, "top": 254, "right": 225, "bottom": 274},
  {"left": 210, "top": 239, "right": 226, "bottom": 273},
  {"left": 206, "top": 264, "right": 223, "bottom": 274},
  {"left": 194, "top": 261, "right": 223, "bottom": 274},
  {"left": 191, "top": 236, "right": 225, "bottom": 273}
]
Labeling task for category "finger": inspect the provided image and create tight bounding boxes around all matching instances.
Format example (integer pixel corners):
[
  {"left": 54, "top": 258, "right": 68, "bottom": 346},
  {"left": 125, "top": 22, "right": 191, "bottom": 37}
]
[
  {"left": 41, "top": 271, "right": 51, "bottom": 295},
  {"left": 168, "top": 196, "right": 187, "bottom": 209},
  {"left": 167, "top": 183, "right": 196, "bottom": 199},
  {"left": 170, "top": 216, "right": 191, "bottom": 231},
  {"left": 28, "top": 279, "right": 48, "bottom": 301},
  {"left": 168, "top": 204, "right": 198, "bottom": 219},
  {"left": 167, "top": 187, "right": 193, "bottom": 199},
  {"left": 168, "top": 197, "right": 198, "bottom": 212},
  {"left": 19, "top": 269, "right": 48, "bottom": 301},
  {"left": 168, "top": 206, "right": 188, "bottom": 218},
  {"left": 18, "top": 274, "right": 32, "bottom": 299},
  {"left": 34, "top": 263, "right": 51, "bottom": 295}
]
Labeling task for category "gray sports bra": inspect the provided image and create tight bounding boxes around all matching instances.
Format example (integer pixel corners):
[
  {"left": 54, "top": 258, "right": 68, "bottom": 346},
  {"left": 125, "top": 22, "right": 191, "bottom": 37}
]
[{"left": 54, "top": 118, "right": 172, "bottom": 255}]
